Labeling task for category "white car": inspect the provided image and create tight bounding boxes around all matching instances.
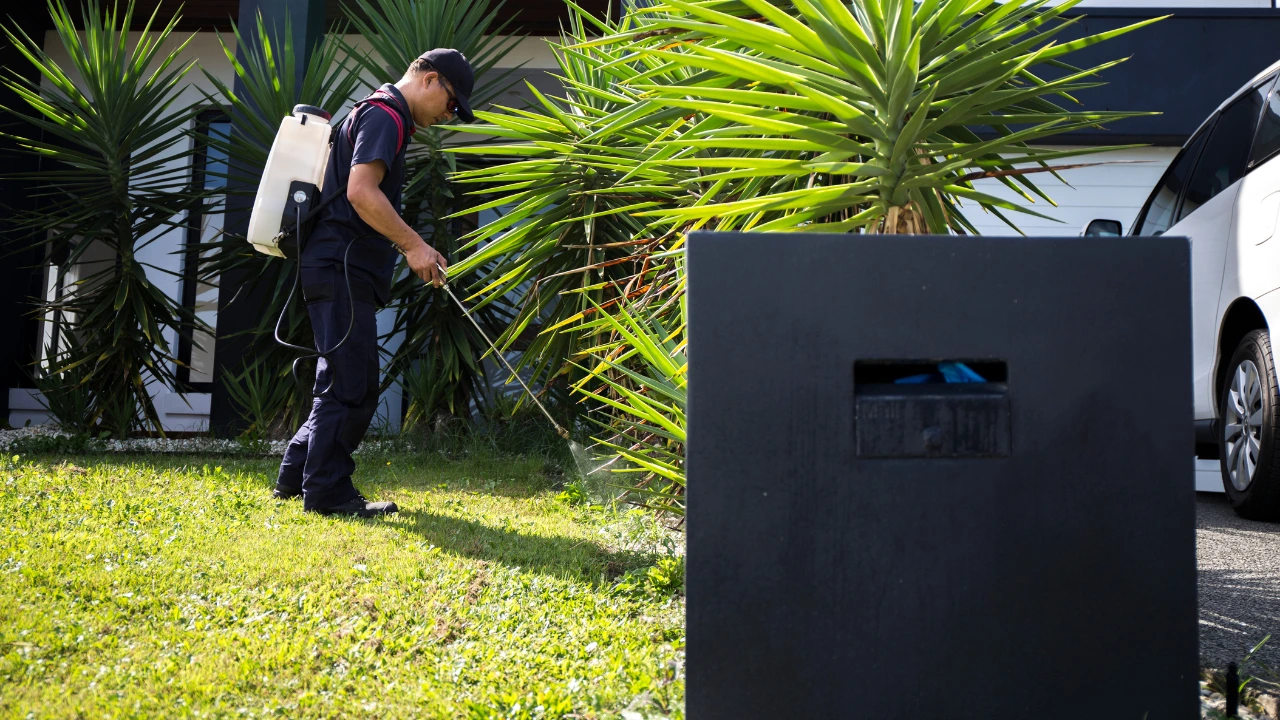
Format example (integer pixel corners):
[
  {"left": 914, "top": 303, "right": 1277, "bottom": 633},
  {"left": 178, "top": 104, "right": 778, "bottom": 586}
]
[{"left": 1086, "top": 60, "right": 1280, "bottom": 520}]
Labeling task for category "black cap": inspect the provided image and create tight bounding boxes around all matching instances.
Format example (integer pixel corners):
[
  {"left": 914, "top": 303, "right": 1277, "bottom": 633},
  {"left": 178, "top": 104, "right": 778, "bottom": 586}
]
[{"left": 419, "top": 48, "right": 475, "bottom": 123}]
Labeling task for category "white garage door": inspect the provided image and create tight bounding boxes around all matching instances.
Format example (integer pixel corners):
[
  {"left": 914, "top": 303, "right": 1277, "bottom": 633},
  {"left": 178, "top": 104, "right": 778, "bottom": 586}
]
[{"left": 963, "top": 146, "right": 1179, "bottom": 237}]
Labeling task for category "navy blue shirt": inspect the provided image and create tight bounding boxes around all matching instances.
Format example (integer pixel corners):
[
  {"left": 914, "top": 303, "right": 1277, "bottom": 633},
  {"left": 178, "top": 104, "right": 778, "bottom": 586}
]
[{"left": 302, "top": 84, "right": 413, "bottom": 305}]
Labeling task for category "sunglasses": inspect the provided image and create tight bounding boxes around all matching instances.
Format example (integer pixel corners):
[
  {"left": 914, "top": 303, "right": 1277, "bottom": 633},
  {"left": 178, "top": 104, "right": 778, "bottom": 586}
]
[{"left": 441, "top": 80, "right": 459, "bottom": 116}]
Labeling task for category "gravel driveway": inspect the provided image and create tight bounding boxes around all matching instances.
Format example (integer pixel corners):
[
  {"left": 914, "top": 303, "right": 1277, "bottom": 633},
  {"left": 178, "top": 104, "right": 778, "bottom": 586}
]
[{"left": 1198, "top": 491, "right": 1280, "bottom": 682}]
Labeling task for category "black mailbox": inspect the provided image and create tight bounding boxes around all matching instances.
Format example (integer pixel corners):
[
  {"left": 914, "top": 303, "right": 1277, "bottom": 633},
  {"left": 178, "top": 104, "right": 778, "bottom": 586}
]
[{"left": 686, "top": 233, "right": 1198, "bottom": 719}]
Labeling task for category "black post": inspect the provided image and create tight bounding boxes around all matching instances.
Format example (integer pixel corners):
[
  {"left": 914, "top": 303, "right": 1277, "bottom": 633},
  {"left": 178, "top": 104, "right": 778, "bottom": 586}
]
[
  {"left": 208, "top": 0, "right": 327, "bottom": 436},
  {"left": 0, "top": 5, "right": 56, "bottom": 425},
  {"left": 1227, "top": 662, "right": 1240, "bottom": 718}
]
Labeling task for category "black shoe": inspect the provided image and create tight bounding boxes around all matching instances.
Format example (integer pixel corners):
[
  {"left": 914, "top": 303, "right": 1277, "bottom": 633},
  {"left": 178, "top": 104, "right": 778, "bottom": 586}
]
[
  {"left": 272, "top": 483, "right": 302, "bottom": 500},
  {"left": 310, "top": 495, "right": 398, "bottom": 518}
]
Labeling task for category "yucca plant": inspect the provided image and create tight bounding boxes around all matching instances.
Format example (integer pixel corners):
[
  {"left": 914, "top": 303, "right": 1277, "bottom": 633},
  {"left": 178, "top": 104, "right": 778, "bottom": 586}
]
[
  {"left": 30, "top": 342, "right": 97, "bottom": 435},
  {"left": 446, "top": 5, "right": 702, "bottom": 401},
  {"left": 571, "top": 272, "right": 687, "bottom": 517},
  {"left": 604, "top": 0, "right": 1162, "bottom": 233},
  {"left": 222, "top": 358, "right": 295, "bottom": 444},
  {"left": 447, "top": 0, "right": 1159, "bottom": 518},
  {"left": 341, "top": 0, "right": 522, "bottom": 421},
  {"left": 202, "top": 12, "right": 366, "bottom": 191},
  {"left": 197, "top": 12, "right": 366, "bottom": 433},
  {"left": 399, "top": 353, "right": 450, "bottom": 434},
  {"left": 0, "top": 0, "right": 209, "bottom": 437}
]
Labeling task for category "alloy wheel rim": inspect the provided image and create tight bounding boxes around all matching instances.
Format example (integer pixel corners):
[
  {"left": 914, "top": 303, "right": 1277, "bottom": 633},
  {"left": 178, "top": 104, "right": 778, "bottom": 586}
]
[{"left": 1225, "top": 359, "right": 1265, "bottom": 492}]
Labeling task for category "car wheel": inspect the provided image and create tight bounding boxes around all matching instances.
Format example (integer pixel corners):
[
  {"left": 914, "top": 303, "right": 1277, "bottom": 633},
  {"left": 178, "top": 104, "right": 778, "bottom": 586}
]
[{"left": 1220, "top": 329, "right": 1280, "bottom": 521}]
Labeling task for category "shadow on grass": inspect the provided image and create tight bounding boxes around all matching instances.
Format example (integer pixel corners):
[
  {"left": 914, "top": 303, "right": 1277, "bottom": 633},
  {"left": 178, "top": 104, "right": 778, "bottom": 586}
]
[{"left": 380, "top": 507, "right": 657, "bottom": 586}]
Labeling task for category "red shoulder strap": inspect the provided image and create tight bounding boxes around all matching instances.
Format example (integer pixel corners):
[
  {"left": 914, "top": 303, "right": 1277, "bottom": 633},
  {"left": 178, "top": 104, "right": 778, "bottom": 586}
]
[{"left": 345, "top": 90, "right": 412, "bottom": 153}]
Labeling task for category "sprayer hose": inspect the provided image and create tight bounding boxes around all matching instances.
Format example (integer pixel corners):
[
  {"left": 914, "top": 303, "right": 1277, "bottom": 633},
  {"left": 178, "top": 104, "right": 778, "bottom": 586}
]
[{"left": 273, "top": 206, "right": 364, "bottom": 396}]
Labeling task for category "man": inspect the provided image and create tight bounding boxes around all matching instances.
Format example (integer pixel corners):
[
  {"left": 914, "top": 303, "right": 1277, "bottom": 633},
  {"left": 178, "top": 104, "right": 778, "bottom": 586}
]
[{"left": 273, "top": 49, "right": 477, "bottom": 517}]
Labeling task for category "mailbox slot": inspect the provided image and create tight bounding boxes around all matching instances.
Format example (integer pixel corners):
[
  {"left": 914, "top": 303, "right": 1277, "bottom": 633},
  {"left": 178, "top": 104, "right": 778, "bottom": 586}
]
[{"left": 854, "top": 360, "right": 1011, "bottom": 458}]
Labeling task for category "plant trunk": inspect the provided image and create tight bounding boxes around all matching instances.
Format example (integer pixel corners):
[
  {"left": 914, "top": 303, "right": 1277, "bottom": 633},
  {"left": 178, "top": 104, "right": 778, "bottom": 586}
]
[{"left": 868, "top": 203, "right": 925, "bottom": 235}]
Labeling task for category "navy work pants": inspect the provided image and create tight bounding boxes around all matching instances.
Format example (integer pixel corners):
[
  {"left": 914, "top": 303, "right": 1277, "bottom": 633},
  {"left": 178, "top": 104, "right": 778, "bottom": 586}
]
[{"left": 277, "top": 268, "right": 380, "bottom": 510}]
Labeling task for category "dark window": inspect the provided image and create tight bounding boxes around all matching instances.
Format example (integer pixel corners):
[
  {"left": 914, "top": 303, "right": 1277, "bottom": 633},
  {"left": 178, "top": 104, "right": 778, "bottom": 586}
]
[
  {"left": 1179, "top": 84, "right": 1271, "bottom": 221},
  {"left": 177, "top": 109, "right": 230, "bottom": 392},
  {"left": 1135, "top": 130, "right": 1208, "bottom": 237},
  {"left": 1250, "top": 74, "right": 1280, "bottom": 168}
]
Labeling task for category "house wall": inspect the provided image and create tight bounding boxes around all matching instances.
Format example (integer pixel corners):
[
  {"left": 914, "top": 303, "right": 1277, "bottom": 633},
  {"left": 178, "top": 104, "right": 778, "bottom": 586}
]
[
  {"left": 0, "top": 5, "right": 57, "bottom": 424},
  {"left": 1031, "top": 7, "right": 1280, "bottom": 145}
]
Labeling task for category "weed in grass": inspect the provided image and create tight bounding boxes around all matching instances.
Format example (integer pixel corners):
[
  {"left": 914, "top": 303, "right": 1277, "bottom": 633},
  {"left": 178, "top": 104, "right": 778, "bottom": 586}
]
[
  {"left": 613, "top": 556, "right": 685, "bottom": 600},
  {"left": 558, "top": 478, "right": 590, "bottom": 506},
  {"left": 467, "top": 689, "right": 575, "bottom": 719},
  {"left": 644, "top": 556, "right": 686, "bottom": 597}
]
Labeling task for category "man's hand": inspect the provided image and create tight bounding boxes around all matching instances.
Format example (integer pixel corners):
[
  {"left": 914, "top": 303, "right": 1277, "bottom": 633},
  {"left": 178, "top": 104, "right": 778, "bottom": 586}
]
[
  {"left": 406, "top": 241, "right": 447, "bottom": 287},
  {"left": 348, "top": 161, "right": 448, "bottom": 286}
]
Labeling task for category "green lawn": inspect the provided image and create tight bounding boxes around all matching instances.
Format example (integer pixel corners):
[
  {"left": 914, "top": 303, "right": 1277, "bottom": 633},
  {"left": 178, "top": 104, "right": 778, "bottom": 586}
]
[{"left": 0, "top": 451, "right": 685, "bottom": 719}]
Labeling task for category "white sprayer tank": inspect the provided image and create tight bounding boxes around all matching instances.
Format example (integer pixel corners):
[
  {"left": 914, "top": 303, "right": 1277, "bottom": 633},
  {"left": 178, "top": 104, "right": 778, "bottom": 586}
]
[{"left": 246, "top": 104, "right": 334, "bottom": 257}]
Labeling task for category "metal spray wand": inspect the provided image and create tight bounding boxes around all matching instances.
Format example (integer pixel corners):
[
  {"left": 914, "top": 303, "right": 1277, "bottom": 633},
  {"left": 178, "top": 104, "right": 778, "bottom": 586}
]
[{"left": 435, "top": 264, "right": 571, "bottom": 440}]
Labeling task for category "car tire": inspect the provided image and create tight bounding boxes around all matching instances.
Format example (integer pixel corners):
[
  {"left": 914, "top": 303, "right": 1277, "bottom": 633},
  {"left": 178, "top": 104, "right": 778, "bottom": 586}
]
[{"left": 1220, "top": 329, "right": 1280, "bottom": 521}]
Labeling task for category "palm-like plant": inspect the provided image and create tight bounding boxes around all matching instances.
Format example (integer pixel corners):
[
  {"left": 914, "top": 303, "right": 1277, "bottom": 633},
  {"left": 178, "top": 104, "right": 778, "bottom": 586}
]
[
  {"left": 572, "top": 277, "right": 687, "bottom": 517},
  {"left": 0, "top": 0, "right": 207, "bottom": 437},
  {"left": 203, "top": 13, "right": 367, "bottom": 190},
  {"left": 342, "top": 0, "right": 523, "bottom": 421},
  {"left": 446, "top": 6, "right": 700, "bottom": 400},
  {"left": 607, "top": 0, "right": 1161, "bottom": 233},
  {"left": 447, "top": 0, "right": 1160, "bottom": 518},
  {"left": 197, "top": 12, "right": 367, "bottom": 433}
]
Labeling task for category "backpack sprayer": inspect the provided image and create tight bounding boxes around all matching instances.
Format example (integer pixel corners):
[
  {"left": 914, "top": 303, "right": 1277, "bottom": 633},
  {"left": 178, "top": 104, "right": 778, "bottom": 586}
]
[
  {"left": 246, "top": 103, "right": 354, "bottom": 396},
  {"left": 247, "top": 102, "right": 571, "bottom": 440}
]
